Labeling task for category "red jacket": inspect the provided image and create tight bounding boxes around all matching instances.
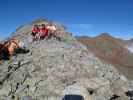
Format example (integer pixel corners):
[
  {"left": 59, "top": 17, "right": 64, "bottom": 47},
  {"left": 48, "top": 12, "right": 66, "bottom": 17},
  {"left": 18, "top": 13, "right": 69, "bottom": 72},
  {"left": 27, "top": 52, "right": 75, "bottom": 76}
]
[
  {"left": 32, "top": 27, "right": 40, "bottom": 33},
  {"left": 39, "top": 28, "right": 49, "bottom": 37}
]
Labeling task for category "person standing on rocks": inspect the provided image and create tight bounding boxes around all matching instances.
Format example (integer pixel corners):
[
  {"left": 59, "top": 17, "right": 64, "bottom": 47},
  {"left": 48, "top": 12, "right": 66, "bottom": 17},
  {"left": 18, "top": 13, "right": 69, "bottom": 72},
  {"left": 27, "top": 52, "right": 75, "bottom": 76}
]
[
  {"left": 31, "top": 25, "right": 40, "bottom": 41},
  {"left": 39, "top": 24, "right": 49, "bottom": 40}
]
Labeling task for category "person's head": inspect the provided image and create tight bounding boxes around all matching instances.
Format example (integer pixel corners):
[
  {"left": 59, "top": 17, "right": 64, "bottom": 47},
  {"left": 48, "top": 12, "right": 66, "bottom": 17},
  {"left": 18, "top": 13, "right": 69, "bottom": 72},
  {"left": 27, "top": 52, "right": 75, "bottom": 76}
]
[
  {"left": 33, "top": 25, "right": 38, "bottom": 29},
  {"left": 48, "top": 23, "right": 53, "bottom": 26},
  {"left": 41, "top": 24, "right": 46, "bottom": 28},
  {"left": 11, "top": 36, "right": 17, "bottom": 41},
  {"left": 34, "top": 25, "right": 36, "bottom": 27},
  {"left": 37, "top": 25, "right": 41, "bottom": 28}
]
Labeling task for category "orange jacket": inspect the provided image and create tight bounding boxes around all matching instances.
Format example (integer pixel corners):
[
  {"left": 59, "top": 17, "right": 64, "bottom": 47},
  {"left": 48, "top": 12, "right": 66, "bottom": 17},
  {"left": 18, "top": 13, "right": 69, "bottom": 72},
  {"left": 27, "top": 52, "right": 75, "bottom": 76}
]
[{"left": 4, "top": 39, "right": 19, "bottom": 56}]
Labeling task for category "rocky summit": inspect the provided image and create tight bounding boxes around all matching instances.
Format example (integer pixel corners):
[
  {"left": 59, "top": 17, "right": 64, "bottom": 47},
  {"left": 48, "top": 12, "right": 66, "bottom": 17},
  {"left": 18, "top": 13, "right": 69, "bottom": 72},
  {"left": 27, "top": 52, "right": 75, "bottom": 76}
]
[{"left": 0, "top": 19, "right": 133, "bottom": 100}]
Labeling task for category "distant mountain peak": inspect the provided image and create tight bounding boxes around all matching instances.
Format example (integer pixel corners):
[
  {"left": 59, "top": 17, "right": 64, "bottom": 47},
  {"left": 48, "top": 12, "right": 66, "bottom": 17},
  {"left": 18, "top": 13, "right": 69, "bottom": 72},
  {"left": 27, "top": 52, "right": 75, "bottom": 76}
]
[
  {"left": 99, "top": 32, "right": 112, "bottom": 37},
  {"left": 95, "top": 33, "right": 113, "bottom": 40},
  {"left": 100, "top": 32, "right": 111, "bottom": 36}
]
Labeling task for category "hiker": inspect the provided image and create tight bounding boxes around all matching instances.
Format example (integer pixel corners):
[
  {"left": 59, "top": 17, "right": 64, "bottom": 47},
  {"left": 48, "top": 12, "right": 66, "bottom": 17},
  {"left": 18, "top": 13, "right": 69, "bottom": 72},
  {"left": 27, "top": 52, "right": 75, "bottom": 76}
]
[
  {"left": 31, "top": 25, "right": 40, "bottom": 41},
  {"left": 0, "top": 37, "right": 29, "bottom": 63},
  {"left": 47, "top": 23, "right": 62, "bottom": 41},
  {"left": 46, "top": 23, "right": 57, "bottom": 39},
  {"left": 0, "top": 40, "right": 12, "bottom": 62},
  {"left": 7, "top": 37, "right": 20, "bottom": 59},
  {"left": 39, "top": 24, "right": 49, "bottom": 40}
]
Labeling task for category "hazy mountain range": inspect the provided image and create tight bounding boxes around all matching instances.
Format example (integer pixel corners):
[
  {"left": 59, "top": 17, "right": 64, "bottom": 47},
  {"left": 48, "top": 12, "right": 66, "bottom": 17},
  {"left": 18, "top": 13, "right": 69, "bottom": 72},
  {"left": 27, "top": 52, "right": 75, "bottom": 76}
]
[{"left": 77, "top": 33, "right": 133, "bottom": 79}]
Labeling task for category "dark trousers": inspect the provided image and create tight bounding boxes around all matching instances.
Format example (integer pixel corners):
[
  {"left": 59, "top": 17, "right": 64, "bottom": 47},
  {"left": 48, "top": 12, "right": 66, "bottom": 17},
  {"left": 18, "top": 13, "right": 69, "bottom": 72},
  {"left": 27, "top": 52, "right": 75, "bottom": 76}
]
[{"left": 0, "top": 48, "right": 9, "bottom": 60}]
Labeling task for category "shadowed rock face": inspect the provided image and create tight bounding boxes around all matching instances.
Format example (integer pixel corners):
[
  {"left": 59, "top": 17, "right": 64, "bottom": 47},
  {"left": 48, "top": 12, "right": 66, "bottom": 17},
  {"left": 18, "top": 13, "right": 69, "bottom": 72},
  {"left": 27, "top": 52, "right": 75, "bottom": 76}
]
[
  {"left": 0, "top": 20, "right": 133, "bottom": 100},
  {"left": 77, "top": 34, "right": 133, "bottom": 79}
]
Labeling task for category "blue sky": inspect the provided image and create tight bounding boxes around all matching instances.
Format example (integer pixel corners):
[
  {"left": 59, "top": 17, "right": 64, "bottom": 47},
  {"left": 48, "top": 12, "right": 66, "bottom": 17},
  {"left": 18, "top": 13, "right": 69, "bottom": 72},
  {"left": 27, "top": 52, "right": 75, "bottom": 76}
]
[{"left": 0, "top": 0, "right": 133, "bottom": 39}]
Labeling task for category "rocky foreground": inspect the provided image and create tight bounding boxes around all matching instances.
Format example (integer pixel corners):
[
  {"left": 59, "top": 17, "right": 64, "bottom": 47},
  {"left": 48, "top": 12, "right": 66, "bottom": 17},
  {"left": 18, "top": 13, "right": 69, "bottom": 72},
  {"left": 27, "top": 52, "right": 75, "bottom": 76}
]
[{"left": 0, "top": 19, "right": 133, "bottom": 100}]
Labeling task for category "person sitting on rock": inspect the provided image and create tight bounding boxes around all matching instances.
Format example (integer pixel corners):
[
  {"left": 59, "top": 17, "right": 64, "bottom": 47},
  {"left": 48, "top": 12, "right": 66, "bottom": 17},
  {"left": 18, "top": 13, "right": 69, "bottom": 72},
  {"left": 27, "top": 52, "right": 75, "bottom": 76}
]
[
  {"left": 39, "top": 24, "right": 49, "bottom": 40},
  {"left": 46, "top": 23, "right": 62, "bottom": 41},
  {"left": 31, "top": 25, "right": 40, "bottom": 41},
  {"left": 0, "top": 37, "right": 29, "bottom": 64},
  {"left": 46, "top": 23, "right": 57, "bottom": 38},
  {"left": 0, "top": 40, "right": 13, "bottom": 63}
]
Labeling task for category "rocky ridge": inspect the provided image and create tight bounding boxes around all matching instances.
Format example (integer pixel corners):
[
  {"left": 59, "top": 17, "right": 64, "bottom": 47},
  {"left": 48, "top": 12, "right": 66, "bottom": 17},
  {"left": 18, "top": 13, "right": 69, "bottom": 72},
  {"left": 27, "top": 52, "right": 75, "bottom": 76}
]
[{"left": 0, "top": 19, "right": 133, "bottom": 100}]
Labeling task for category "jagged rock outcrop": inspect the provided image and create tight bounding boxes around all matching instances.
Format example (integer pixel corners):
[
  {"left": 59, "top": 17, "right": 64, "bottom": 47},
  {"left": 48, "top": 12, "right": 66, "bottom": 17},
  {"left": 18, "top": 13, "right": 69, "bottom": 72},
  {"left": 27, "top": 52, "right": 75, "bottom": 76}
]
[{"left": 0, "top": 19, "right": 133, "bottom": 100}]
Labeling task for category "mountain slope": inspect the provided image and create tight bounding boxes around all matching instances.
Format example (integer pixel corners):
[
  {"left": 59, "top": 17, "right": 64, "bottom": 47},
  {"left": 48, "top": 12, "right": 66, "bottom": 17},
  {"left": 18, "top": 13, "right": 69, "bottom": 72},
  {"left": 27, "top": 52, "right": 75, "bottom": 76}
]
[
  {"left": 0, "top": 20, "right": 133, "bottom": 100},
  {"left": 125, "top": 39, "right": 133, "bottom": 53},
  {"left": 77, "top": 33, "right": 133, "bottom": 79}
]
